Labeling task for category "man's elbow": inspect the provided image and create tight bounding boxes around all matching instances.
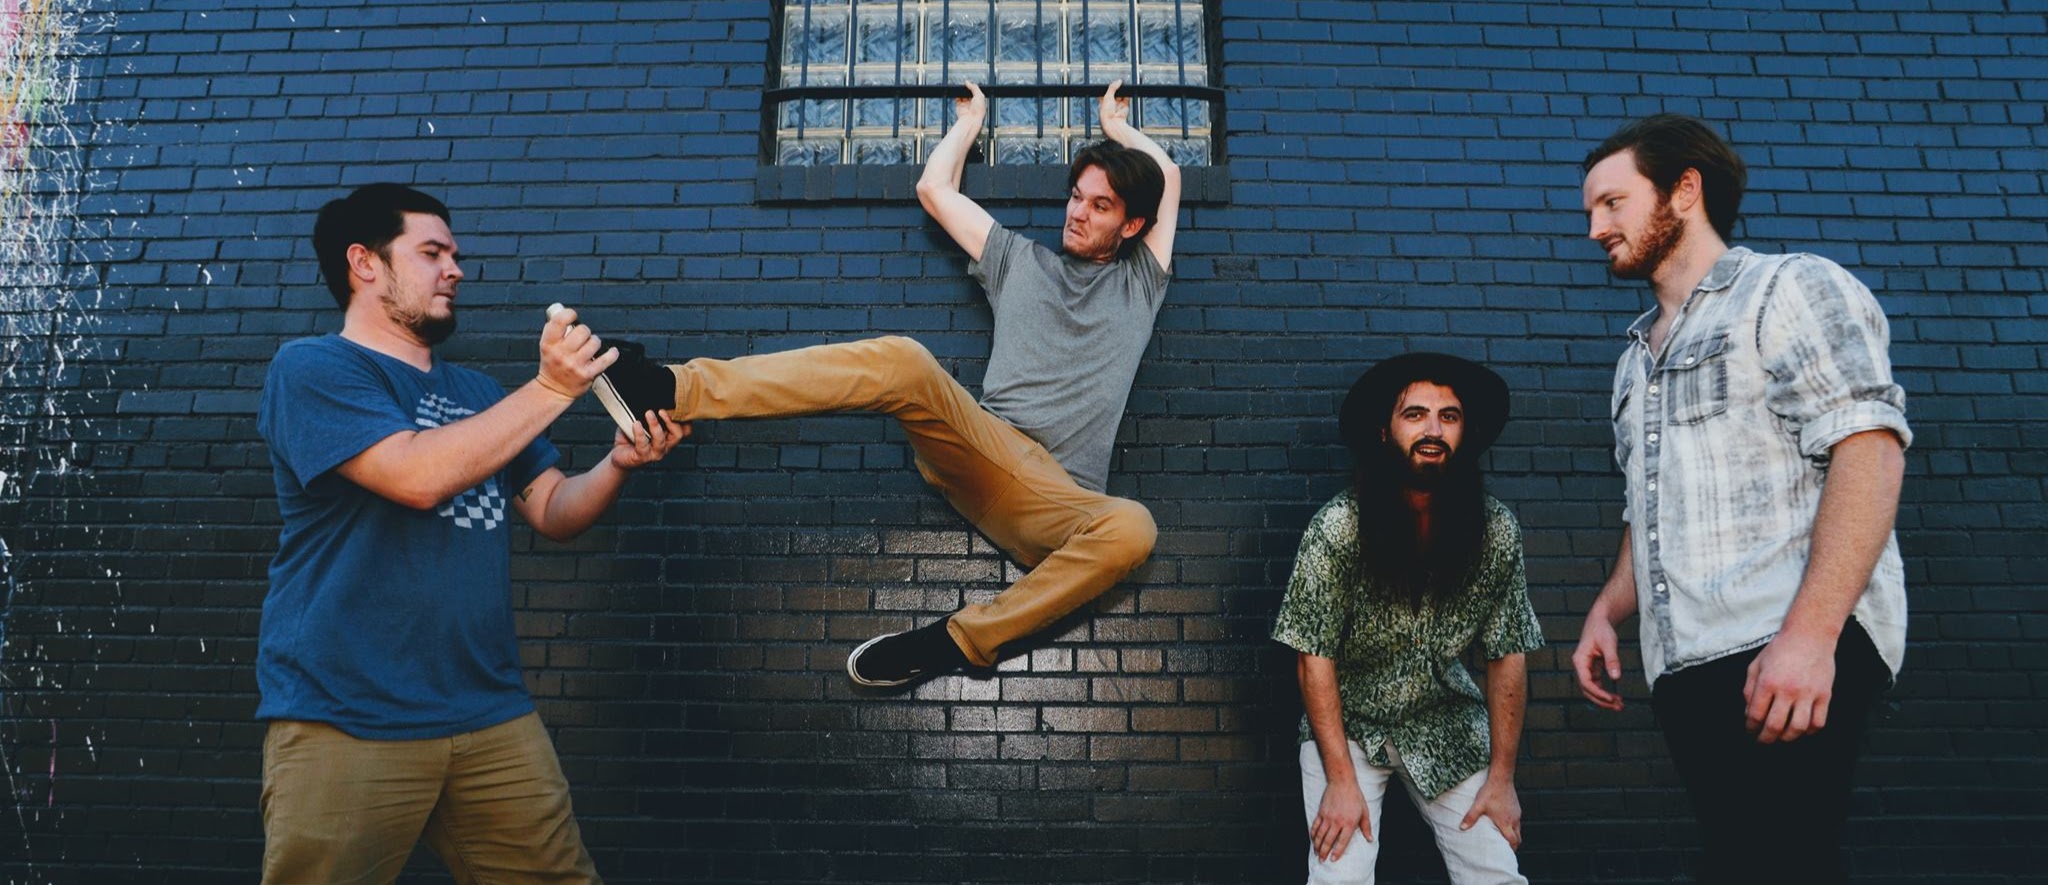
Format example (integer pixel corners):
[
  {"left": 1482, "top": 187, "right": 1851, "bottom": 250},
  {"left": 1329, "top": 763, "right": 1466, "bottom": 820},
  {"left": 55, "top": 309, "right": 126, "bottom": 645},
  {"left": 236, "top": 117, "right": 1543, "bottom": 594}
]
[
  {"left": 355, "top": 468, "right": 454, "bottom": 511},
  {"left": 1878, "top": 434, "right": 1906, "bottom": 479},
  {"left": 915, "top": 178, "right": 950, "bottom": 213},
  {"left": 383, "top": 485, "right": 450, "bottom": 512}
]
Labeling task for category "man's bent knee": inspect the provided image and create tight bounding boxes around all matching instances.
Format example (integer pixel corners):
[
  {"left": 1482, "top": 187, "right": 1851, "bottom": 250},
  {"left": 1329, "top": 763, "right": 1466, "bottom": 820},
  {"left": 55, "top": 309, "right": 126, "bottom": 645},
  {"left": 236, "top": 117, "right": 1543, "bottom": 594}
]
[
  {"left": 1095, "top": 499, "right": 1157, "bottom": 574},
  {"left": 873, "top": 335, "right": 939, "bottom": 372}
]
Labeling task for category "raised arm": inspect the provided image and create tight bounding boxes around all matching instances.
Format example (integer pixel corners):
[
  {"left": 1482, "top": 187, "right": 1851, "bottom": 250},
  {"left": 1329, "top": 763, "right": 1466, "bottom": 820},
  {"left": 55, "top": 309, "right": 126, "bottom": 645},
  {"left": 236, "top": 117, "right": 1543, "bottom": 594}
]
[
  {"left": 916, "top": 82, "right": 998, "bottom": 262},
  {"left": 335, "top": 309, "right": 612, "bottom": 510},
  {"left": 1095, "top": 80, "right": 1182, "bottom": 271}
]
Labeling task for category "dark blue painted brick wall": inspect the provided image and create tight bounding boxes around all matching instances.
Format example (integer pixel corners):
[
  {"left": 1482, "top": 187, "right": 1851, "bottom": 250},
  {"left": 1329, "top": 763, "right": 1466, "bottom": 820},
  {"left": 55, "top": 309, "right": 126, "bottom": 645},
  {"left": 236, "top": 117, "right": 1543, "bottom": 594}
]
[{"left": 1, "top": 0, "right": 2042, "bottom": 881}]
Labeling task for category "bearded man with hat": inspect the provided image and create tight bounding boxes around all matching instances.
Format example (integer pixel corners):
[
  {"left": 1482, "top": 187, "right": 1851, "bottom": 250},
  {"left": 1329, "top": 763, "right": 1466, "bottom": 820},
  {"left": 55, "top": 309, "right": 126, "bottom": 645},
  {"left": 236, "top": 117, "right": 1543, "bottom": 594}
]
[{"left": 1272, "top": 353, "right": 1544, "bottom": 884}]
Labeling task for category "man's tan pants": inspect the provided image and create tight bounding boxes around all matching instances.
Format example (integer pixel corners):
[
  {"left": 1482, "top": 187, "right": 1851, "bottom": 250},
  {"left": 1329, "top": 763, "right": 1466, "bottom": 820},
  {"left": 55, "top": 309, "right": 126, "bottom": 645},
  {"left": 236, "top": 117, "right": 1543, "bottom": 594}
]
[
  {"left": 665, "top": 336, "right": 1156, "bottom": 666},
  {"left": 261, "top": 713, "right": 598, "bottom": 884}
]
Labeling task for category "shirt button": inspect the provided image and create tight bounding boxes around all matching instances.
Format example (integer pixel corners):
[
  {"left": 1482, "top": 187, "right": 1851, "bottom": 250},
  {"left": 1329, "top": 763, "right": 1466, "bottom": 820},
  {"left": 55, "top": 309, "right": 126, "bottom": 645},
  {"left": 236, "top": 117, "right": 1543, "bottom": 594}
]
[
  {"left": 1648, "top": 432, "right": 1659, "bottom": 443},
  {"left": 1648, "top": 481, "right": 1657, "bottom": 491},
  {"left": 1648, "top": 384, "right": 1659, "bottom": 394},
  {"left": 1648, "top": 531, "right": 1658, "bottom": 542},
  {"left": 1655, "top": 582, "right": 1667, "bottom": 593},
  {"left": 1685, "top": 357, "right": 1697, "bottom": 365}
]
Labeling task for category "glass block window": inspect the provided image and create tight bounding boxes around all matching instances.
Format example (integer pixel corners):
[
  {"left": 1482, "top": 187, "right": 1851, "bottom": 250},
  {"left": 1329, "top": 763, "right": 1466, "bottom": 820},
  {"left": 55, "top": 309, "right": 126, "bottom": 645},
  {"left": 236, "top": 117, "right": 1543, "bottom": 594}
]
[{"left": 769, "top": 0, "right": 1219, "bottom": 168}]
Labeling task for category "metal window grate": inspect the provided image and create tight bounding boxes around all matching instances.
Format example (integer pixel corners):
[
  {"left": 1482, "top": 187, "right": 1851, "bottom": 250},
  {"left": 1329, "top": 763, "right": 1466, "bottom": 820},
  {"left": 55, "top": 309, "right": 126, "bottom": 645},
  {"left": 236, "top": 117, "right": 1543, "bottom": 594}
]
[{"left": 766, "top": 0, "right": 1221, "bottom": 167}]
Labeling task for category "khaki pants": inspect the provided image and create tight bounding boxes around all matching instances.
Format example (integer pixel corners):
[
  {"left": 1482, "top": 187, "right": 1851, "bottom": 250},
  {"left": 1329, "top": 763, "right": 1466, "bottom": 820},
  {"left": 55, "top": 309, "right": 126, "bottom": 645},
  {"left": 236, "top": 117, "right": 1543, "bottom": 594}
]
[
  {"left": 666, "top": 336, "right": 1156, "bottom": 666},
  {"left": 260, "top": 713, "right": 598, "bottom": 885}
]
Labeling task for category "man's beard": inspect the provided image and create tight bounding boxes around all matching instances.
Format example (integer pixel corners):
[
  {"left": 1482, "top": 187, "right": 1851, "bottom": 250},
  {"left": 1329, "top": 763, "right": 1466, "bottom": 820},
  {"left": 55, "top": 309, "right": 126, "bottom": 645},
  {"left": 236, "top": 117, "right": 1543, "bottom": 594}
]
[
  {"left": 1608, "top": 196, "right": 1684, "bottom": 281},
  {"left": 1391, "top": 436, "right": 1453, "bottom": 490},
  {"left": 382, "top": 282, "right": 456, "bottom": 346}
]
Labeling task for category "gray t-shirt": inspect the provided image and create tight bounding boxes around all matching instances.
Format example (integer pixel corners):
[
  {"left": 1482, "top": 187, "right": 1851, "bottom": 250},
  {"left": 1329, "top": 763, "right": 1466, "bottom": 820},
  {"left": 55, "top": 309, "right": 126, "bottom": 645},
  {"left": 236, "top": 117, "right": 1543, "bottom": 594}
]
[{"left": 968, "top": 222, "right": 1170, "bottom": 492}]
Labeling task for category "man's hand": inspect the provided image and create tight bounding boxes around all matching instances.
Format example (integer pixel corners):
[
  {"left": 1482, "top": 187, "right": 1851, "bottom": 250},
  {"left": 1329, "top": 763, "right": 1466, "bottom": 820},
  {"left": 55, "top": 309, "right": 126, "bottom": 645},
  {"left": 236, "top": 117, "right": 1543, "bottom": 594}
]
[
  {"left": 1571, "top": 612, "right": 1627, "bottom": 711},
  {"left": 1459, "top": 775, "right": 1523, "bottom": 850},
  {"left": 1098, "top": 79, "right": 1131, "bottom": 135},
  {"left": 536, "top": 306, "right": 617, "bottom": 399},
  {"left": 1745, "top": 630, "right": 1837, "bottom": 743},
  {"left": 609, "top": 411, "right": 690, "bottom": 470},
  {"left": 1311, "top": 781, "right": 1371, "bottom": 863},
  {"left": 955, "top": 81, "right": 988, "bottom": 129}
]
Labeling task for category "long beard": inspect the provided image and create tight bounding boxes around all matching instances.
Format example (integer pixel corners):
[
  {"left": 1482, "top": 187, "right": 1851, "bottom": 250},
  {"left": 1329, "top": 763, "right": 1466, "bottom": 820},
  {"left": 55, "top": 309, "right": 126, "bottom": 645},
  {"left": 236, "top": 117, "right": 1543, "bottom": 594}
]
[
  {"left": 1396, "top": 436, "right": 1452, "bottom": 490},
  {"left": 381, "top": 280, "right": 456, "bottom": 346},
  {"left": 1354, "top": 437, "right": 1487, "bottom": 609},
  {"left": 1609, "top": 198, "right": 1684, "bottom": 281}
]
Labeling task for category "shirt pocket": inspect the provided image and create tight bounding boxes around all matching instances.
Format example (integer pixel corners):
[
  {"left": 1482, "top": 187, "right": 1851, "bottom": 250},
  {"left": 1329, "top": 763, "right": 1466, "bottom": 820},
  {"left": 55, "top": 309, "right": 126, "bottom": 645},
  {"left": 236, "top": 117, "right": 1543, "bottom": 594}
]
[
  {"left": 1610, "top": 376, "right": 1636, "bottom": 469},
  {"left": 1662, "top": 334, "right": 1731, "bottom": 425}
]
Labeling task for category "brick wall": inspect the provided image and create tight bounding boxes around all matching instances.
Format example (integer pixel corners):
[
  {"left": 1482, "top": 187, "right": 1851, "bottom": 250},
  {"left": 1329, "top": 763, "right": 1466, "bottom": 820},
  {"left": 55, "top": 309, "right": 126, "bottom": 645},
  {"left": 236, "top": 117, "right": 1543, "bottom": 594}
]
[{"left": 1, "top": 0, "right": 2041, "bottom": 881}]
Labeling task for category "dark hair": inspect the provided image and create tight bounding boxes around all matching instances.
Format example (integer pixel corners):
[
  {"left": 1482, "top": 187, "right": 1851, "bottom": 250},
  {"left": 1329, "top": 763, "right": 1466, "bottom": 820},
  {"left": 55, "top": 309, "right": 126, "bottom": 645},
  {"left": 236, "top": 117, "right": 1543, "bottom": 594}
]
[
  {"left": 313, "top": 183, "right": 451, "bottom": 307},
  {"left": 1068, "top": 141, "right": 1165, "bottom": 240},
  {"left": 1582, "top": 114, "right": 1747, "bottom": 241},
  {"left": 1347, "top": 429, "right": 1489, "bottom": 612}
]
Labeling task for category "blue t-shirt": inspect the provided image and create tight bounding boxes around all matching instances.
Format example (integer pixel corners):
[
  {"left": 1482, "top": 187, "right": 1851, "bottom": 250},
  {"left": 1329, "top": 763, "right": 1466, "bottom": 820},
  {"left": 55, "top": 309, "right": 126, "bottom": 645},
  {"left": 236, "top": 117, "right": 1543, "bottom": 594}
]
[{"left": 256, "top": 335, "right": 559, "bottom": 739}]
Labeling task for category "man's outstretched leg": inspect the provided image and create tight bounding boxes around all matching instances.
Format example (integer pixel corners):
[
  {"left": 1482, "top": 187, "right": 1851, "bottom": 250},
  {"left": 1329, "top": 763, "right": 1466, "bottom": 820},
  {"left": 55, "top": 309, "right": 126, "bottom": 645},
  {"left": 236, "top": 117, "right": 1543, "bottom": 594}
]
[
  {"left": 935, "top": 445, "right": 1157, "bottom": 666},
  {"left": 596, "top": 335, "right": 1156, "bottom": 683}
]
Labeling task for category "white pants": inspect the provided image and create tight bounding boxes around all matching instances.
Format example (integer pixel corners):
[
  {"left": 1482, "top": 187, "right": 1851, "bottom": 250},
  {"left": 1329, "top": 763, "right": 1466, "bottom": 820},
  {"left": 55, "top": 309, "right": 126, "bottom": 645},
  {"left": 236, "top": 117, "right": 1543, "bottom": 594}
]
[{"left": 1298, "top": 740, "right": 1527, "bottom": 885}]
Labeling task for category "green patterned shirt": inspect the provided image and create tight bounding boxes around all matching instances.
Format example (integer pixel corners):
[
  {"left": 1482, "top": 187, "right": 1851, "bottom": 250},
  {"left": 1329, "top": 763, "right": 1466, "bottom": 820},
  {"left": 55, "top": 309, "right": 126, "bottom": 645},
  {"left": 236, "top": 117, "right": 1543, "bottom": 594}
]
[{"left": 1271, "top": 492, "right": 1545, "bottom": 799}]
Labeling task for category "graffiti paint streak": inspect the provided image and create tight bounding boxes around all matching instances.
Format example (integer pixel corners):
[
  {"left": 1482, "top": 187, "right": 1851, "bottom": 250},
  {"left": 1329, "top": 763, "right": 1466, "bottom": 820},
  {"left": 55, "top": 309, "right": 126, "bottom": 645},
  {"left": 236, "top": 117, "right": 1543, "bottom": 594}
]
[{"left": 2, "top": 0, "right": 103, "bottom": 877}]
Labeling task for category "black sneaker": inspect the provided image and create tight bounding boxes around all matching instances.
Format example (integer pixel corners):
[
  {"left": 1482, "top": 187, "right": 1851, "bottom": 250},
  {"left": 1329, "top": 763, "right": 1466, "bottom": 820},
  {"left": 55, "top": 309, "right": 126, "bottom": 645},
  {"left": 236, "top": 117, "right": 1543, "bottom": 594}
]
[
  {"left": 592, "top": 339, "right": 677, "bottom": 439},
  {"left": 846, "top": 617, "right": 969, "bottom": 687}
]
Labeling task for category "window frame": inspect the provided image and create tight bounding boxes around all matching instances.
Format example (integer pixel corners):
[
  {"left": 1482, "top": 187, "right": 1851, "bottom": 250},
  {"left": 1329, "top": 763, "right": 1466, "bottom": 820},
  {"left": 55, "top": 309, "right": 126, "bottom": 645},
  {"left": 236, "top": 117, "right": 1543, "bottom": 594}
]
[{"left": 755, "top": 0, "right": 1229, "bottom": 204}]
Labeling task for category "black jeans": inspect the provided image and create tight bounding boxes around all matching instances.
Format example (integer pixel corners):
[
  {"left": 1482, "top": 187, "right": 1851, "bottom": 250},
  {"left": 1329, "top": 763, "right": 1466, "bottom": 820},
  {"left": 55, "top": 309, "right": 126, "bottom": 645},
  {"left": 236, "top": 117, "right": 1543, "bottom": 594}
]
[{"left": 1651, "top": 619, "right": 1891, "bottom": 885}]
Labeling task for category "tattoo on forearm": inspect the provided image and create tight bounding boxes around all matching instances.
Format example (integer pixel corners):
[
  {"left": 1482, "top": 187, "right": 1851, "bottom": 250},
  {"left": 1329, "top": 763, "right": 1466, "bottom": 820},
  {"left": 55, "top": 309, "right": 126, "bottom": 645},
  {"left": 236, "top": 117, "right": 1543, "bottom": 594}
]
[{"left": 518, "top": 486, "right": 534, "bottom": 502}]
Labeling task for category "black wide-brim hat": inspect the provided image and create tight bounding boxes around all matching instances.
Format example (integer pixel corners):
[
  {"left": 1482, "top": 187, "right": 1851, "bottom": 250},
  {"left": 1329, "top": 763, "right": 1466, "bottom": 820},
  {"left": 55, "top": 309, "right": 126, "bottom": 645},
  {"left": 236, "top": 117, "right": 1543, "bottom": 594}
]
[{"left": 1339, "top": 352, "right": 1510, "bottom": 458}]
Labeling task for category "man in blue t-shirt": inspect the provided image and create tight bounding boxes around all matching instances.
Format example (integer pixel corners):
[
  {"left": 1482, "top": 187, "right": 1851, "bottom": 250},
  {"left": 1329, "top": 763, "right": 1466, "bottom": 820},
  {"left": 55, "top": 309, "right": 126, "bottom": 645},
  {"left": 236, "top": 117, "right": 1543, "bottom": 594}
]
[{"left": 256, "top": 184, "right": 686, "bottom": 883}]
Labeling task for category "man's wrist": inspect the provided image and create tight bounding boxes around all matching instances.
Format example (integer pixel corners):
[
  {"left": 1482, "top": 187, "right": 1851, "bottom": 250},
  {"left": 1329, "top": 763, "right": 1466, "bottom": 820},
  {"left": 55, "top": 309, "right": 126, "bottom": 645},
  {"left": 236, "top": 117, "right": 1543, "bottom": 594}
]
[
  {"left": 1587, "top": 595, "right": 1622, "bottom": 626},
  {"left": 1776, "top": 610, "right": 1845, "bottom": 645},
  {"left": 532, "top": 375, "right": 580, "bottom": 401}
]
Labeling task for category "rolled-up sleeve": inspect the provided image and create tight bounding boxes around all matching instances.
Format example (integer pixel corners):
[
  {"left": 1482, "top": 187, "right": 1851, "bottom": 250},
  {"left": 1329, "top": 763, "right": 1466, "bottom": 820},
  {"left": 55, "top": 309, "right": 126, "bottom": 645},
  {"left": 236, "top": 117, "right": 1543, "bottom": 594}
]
[{"left": 1757, "top": 255, "right": 1912, "bottom": 460}]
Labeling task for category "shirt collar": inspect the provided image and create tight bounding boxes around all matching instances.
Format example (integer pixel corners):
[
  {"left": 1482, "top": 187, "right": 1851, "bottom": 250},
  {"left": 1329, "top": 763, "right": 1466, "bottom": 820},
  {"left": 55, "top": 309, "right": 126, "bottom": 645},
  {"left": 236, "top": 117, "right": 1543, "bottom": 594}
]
[
  {"left": 1625, "top": 246, "right": 1752, "bottom": 344},
  {"left": 1697, "top": 246, "right": 1751, "bottom": 293}
]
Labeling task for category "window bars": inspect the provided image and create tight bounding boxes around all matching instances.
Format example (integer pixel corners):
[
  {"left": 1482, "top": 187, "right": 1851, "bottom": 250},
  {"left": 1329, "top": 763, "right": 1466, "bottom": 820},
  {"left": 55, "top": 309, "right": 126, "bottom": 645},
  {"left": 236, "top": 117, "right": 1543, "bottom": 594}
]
[{"left": 767, "top": 0, "right": 1221, "bottom": 167}]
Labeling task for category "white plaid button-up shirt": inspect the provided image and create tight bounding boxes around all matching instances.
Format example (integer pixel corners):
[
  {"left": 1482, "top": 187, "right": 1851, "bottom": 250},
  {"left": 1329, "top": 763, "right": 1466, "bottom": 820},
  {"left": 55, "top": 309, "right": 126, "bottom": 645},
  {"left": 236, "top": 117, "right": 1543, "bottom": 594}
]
[{"left": 1611, "top": 247, "right": 1911, "bottom": 685}]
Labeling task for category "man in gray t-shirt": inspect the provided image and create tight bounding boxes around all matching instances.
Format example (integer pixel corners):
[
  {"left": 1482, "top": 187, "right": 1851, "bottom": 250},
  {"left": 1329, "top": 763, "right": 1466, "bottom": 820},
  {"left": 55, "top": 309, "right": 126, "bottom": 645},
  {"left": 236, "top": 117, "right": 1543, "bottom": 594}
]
[
  {"left": 971, "top": 218, "right": 1169, "bottom": 493},
  {"left": 588, "top": 81, "right": 1181, "bottom": 688}
]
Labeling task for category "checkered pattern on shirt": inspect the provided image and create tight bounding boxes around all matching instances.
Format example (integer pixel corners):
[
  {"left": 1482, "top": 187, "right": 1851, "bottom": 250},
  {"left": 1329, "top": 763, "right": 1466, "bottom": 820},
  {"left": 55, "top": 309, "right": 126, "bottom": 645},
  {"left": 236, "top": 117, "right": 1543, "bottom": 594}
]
[{"left": 415, "top": 393, "right": 506, "bottom": 531}]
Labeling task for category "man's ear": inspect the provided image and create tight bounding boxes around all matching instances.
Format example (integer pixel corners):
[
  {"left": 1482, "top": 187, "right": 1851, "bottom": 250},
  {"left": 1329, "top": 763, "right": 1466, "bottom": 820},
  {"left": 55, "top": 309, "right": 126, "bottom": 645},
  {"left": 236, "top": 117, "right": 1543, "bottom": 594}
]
[
  {"left": 345, "top": 243, "right": 381, "bottom": 289},
  {"left": 1671, "top": 168, "right": 1705, "bottom": 216},
  {"left": 1119, "top": 215, "right": 1148, "bottom": 241}
]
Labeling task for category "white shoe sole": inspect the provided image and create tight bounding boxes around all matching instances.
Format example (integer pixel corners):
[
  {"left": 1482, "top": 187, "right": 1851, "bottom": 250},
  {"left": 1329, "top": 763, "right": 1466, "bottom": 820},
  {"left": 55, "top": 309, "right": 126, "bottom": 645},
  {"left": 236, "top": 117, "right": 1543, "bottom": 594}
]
[
  {"left": 846, "top": 632, "right": 918, "bottom": 688},
  {"left": 591, "top": 375, "right": 644, "bottom": 440}
]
